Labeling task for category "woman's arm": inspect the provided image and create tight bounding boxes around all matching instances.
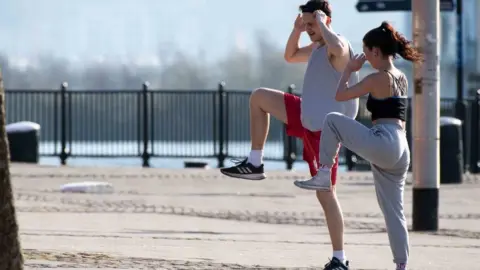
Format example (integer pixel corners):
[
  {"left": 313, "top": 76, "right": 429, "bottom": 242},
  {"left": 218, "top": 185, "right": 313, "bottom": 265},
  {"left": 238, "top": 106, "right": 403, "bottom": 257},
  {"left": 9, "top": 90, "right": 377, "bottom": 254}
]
[{"left": 335, "top": 71, "right": 377, "bottom": 102}]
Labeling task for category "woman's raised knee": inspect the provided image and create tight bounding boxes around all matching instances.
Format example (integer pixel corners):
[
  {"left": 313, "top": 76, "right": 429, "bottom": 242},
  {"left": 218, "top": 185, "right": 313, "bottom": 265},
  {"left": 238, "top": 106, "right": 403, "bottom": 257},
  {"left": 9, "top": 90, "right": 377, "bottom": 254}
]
[
  {"left": 324, "top": 112, "right": 345, "bottom": 124},
  {"left": 326, "top": 112, "right": 343, "bottom": 120}
]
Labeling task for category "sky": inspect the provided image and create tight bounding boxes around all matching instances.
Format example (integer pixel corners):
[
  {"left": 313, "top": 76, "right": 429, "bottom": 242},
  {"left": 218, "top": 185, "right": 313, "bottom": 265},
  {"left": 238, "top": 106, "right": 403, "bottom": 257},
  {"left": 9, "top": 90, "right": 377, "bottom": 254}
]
[{"left": 0, "top": 0, "right": 409, "bottom": 65}]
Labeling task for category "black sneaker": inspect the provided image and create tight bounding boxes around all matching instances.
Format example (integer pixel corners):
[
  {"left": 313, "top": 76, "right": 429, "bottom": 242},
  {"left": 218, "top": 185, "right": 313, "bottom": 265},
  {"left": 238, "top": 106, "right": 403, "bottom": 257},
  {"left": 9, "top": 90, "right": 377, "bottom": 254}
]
[
  {"left": 220, "top": 158, "right": 266, "bottom": 180},
  {"left": 323, "top": 257, "right": 349, "bottom": 270}
]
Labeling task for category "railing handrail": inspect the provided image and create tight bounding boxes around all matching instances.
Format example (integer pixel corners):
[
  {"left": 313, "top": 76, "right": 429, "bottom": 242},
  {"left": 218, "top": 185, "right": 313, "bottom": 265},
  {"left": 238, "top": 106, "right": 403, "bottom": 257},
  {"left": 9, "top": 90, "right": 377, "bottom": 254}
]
[{"left": 3, "top": 82, "right": 480, "bottom": 173}]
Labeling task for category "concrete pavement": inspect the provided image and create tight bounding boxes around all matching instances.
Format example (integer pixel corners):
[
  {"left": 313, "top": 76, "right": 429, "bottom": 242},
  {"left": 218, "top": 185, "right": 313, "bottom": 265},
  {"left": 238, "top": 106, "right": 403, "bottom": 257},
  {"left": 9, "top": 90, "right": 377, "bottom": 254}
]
[{"left": 10, "top": 164, "right": 480, "bottom": 269}]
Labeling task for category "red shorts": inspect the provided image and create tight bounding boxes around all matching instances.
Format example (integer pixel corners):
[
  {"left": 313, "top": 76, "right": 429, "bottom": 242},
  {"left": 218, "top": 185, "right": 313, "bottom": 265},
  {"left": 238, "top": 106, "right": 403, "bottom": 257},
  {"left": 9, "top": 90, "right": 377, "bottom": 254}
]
[{"left": 284, "top": 93, "right": 339, "bottom": 185}]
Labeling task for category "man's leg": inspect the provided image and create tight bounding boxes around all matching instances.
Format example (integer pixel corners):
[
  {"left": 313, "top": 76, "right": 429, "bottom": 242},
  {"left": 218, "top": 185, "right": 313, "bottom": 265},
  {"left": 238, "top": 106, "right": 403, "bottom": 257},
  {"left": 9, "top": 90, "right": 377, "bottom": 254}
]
[
  {"left": 302, "top": 131, "right": 347, "bottom": 265},
  {"left": 316, "top": 157, "right": 346, "bottom": 265},
  {"left": 220, "top": 88, "right": 296, "bottom": 180},
  {"left": 248, "top": 88, "right": 288, "bottom": 162}
]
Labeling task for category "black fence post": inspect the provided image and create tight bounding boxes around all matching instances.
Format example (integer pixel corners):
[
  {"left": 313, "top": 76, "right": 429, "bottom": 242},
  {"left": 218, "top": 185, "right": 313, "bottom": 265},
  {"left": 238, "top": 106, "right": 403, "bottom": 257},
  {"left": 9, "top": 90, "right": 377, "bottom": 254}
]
[
  {"left": 455, "top": 100, "right": 468, "bottom": 171},
  {"left": 345, "top": 149, "right": 354, "bottom": 171},
  {"left": 141, "top": 82, "right": 150, "bottom": 167},
  {"left": 345, "top": 113, "right": 361, "bottom": 171},
  {"left": 455, "top": 0, "right": 466, "bottom": 171},
  {"left": 406, "top": 99, "right": 413, "bottom": 172},
  {"left": 469, "top": 89, "right": 480, "bottom": 173},
  {"left": 59, "top": 82, "right": 68, "bottom": 165},
  {"left": 284, "top": 84, "right": 296, "bottom": 170},
  {"left": 217, "top": 81, "right": 226, "bottom": 168}
]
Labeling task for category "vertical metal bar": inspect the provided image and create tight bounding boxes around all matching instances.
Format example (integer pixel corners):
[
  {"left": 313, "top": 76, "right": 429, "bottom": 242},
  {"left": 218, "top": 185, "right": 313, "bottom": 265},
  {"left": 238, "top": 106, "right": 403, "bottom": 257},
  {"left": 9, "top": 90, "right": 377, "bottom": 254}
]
[
  {"left": 406, "top": 99, "right": 413, "bottom": 172},
  {"left": 150, "top": 89, "right": 155, "bottom": 157},
  {"left": 454, "top": 0, "right": 468, "bottom": 171},
  {"left": 68, "top": 91, "right": 72, "bottom": 157},
  {"left": 142, "top": 82, "right": 150, "bottom": 167},
  {"left": 137, "top": 87, "right": 142, "bottom": 156},
  {"left": 60, "top": 82, "right": 68, "bottom": 165},
  {"left": 212, "top": 91, "right": 218, "bottom": 158},
  {"left": 469, "top": 90, "right": 480, "bottom": 173},
  {"left": 217, "top": 82, "right": 226, "bottom": 168},
  {"left": 53, "top": 91, "right": 58, "bottom": 156}
]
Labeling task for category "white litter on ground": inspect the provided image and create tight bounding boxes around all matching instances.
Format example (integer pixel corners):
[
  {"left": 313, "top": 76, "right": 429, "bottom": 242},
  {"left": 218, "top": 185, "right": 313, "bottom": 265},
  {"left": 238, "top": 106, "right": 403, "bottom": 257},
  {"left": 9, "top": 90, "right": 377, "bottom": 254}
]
[{"left": 60, "top": 181, "right": 114, "bottom": 194}]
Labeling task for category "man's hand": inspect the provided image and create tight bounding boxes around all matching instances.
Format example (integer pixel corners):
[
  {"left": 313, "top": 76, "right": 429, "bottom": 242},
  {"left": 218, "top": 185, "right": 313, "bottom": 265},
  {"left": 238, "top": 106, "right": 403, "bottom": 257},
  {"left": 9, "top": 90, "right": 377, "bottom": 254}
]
[
  {"left": 314, "top": 10, "right": 328, "bottom": 25},
  {"left": 294, "top": 14, "right": 305, "bottom": 32}
]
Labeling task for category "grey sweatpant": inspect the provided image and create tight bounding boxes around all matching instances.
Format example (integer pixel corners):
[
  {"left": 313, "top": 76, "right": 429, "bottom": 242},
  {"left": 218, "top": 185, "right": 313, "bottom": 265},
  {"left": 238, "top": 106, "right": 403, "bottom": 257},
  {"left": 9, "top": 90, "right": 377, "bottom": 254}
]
[{"left": 320, "top": 112, "right": 410, "bottom": 264}]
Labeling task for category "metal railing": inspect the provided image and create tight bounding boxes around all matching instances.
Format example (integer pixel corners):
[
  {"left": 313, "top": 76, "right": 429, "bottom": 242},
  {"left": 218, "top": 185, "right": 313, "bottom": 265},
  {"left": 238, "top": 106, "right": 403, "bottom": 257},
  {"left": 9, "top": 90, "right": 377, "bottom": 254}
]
[{"left": 4, "top": 82, "right": 480, "bottom": 173}]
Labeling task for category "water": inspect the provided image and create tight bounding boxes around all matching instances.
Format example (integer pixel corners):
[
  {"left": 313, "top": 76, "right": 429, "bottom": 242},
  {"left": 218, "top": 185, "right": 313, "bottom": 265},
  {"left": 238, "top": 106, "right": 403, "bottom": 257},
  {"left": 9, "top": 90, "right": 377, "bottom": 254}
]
[{"left": 36, "top": 141, "right": 347, "bottom": 172}]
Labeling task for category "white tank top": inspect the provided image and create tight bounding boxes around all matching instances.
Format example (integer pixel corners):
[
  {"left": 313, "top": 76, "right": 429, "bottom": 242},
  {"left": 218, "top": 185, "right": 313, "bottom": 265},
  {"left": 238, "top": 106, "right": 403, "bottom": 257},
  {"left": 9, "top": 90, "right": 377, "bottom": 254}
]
[{"left": 300, "top": 42, "right": 360, "bottom": 131}]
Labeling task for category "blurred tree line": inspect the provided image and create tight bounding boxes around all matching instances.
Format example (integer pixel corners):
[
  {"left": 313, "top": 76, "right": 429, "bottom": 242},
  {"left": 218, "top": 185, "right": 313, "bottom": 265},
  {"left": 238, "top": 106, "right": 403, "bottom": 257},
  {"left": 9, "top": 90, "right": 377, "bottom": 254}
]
[
  {"left": 0, "top": 33, "right": 307, "bottom": 91},
  {"left": 1, "top": 34, "right": 309, "bottom": 145}
]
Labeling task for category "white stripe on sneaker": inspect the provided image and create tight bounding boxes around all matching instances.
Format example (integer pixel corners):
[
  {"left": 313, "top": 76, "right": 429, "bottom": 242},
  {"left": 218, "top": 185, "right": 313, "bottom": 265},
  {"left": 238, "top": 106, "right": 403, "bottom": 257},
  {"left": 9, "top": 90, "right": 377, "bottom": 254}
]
[{"left": 236, "top": 166, "right": 253, "bottom": 174}]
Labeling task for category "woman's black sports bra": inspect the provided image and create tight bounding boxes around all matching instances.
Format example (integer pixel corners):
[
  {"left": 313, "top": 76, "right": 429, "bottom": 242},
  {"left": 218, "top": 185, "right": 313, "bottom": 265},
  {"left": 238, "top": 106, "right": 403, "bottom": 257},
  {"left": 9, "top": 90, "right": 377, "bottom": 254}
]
[{"left": 366, "top": 70, "right": 408, "bottom": 122}]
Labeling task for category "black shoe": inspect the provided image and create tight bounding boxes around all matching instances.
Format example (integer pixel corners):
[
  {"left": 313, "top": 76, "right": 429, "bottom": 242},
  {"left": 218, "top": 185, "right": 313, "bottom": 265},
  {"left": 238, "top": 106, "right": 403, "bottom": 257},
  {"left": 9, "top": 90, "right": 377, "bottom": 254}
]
[
  {"left": 220, "top": 158, "right": 266, "bottom": 180},
  {"left": 323, "top": 257, "right": 349, "bottom": 270}
]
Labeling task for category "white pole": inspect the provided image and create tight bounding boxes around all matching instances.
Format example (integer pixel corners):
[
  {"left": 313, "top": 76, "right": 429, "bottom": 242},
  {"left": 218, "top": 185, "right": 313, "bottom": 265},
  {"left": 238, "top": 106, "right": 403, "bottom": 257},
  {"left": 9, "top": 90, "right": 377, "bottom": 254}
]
[{"left": 411, "top": 0, "right": 441, "bottom": 231}]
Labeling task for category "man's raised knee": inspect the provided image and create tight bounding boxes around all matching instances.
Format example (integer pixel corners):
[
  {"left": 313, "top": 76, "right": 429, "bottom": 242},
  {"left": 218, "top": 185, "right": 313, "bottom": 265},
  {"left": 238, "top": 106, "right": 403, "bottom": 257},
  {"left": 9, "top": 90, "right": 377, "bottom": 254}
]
[
  {"left": 250, "top": 88, "right": 267, "bottom": 104},
  {"left": 248, "top": 88, "right": 288, "bottom": 122}
]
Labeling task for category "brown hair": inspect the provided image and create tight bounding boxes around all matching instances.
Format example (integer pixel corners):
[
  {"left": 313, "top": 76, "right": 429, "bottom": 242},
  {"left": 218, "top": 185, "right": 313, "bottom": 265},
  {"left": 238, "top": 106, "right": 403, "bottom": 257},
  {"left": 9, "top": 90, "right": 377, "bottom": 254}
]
[
  {"left": 363, "top": 21, "right": 422, "bottom": 62},
  {"left": 299, "top": 0, "right": 332, "bottom": 18}
]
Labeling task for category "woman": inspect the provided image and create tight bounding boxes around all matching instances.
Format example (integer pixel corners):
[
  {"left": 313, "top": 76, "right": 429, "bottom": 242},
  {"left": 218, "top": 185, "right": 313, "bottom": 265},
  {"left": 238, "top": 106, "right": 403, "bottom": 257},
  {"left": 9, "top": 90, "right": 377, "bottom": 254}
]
[{"left": 294, "top": 21, "right": 421, "bottom": 270}]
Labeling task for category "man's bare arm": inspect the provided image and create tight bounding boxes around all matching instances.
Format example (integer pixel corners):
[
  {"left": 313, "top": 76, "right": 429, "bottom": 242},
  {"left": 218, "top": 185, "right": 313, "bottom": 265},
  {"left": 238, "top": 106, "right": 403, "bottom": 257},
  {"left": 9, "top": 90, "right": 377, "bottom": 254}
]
[
  {"left": 318, "top": 23, "right": 349, "bottom": 58},
  {"left": 284, "top": 15, "right": 316, "bottom": 63},
  {"left": 315, "top": 11, "right": 349, "bottom": 58},
  {"left": 284, "top": 29, "right": 315, "bottom": 63}
]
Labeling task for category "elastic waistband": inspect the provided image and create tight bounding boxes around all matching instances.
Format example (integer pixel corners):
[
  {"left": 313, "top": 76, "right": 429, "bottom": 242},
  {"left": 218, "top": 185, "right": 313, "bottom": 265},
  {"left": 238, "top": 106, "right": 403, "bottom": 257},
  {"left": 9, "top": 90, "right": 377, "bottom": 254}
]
[{"left": 373, "top": 119, "right": 404, "bottom": 128}]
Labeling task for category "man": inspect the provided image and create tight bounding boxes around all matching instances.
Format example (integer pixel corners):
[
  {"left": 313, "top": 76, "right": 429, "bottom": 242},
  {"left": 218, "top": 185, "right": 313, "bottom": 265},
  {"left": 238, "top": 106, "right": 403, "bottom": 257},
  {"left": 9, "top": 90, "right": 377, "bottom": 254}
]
[{"left": 220, "top": 1, "right": 359, "bottom": 269}]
